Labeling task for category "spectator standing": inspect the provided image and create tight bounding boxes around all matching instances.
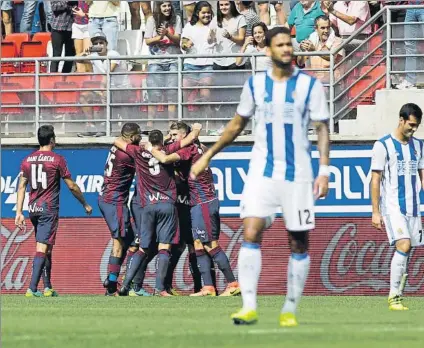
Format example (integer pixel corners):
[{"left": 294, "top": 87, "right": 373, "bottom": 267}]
[
  {"left": 87, "top": 1, "right": 120, "bottom": 51},
  {"left": 297, "top": 15, "right": 345, "bottom": 83},
  {"left": 50, "top": 1, "right": 76, "bottom": 73},
  {"left": 145, "top": 1, "right": 182, "bottom": 120},
  {"left": 397, "top": 1, "right": 424, "bottom": 89},
  {"left": 181, "top": 1, "right": 216, "bottom": 118},
  {"left": 236, "top": 22, "right": 271, "bottom": 71},
  {"left": 212, "top": 0, "right": 246, "bottom": 70},
  {"left": 257, "top": 1, "right": 287, "bottom": 26},
  {"left": 127, "top": 1, "right": 144, "bottom": 29},
  {"left": 72, "top": 1, "right": 91, "bottom": 73},
  {"left": 237, "top": 1, "right": 261, "bottom": 37},
  {"left": 288, "top": 0, "right": 325, "bottom": 50},
  {"left": 20, "top": 0, "right": 53, "bottom": 33},
  {"left": 1, "top": 1, "right": 13, "bottom": 35}
]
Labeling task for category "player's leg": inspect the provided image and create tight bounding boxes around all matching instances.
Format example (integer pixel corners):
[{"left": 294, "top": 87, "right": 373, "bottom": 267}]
[
  {"left": 42, "top": 244, "right": 58, "bottom": 297},
  {"left": 280, "top": 182, "right": 315, "bottom": 327},
  {"left": 164, "top": 242, "right": 185, "bottom": 295},
  {"left": 119, "top": 206, "right": 153, "bottom": 295},
  {"left": 230, "top": 176, "right": 278, "bottom": 323},
  {"left": 154, "top": 203, "right": 178, "bottom": 296},
  {"left": 383, "top": 214, "right": 412, "bottom": 310},
  {"left": 99, "top": 200, "right": 127, "bottom": 295},
  {"left": 202, "top": 199, "right": 240, "bottom": 296},
  {"left": 26, "top": 214, "right": 58, "bottom": 297},
  {"left": 189, "top": 203, "right": 217, "bottom": 296}
]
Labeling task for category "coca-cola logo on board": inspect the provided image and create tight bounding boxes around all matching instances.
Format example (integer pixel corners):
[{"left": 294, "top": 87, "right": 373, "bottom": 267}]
[
  {"left": 320, "top": 223, "right": 424, "bottom": 293},
  {"left": 1, "top": 225, "right": 34, "bottom": 290}
]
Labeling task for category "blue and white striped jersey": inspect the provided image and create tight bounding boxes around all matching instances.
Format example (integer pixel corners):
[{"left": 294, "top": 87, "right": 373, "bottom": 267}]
[
  {"left": 237, "top": 67, "right": 329, "bottom": 182},
  {"left": 371, "top": 134, "right": 424, "bottom": 217}
]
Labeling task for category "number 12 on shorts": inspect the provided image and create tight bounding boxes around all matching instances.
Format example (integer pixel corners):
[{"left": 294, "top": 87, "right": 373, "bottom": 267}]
[{"left": 298, "top": 209, "right": 312, "bottom": 226}]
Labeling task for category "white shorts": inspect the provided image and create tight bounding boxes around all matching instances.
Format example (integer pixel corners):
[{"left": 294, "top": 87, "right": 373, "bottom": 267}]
[
  {"left": 383, "top": 214, "right": 424, "bottom": 247},
  {"left": 72, "top": 23, "right": 90, "bottom": 40},
  {"left": 240, "top": 177, "right": 315, "bottom": 231}
]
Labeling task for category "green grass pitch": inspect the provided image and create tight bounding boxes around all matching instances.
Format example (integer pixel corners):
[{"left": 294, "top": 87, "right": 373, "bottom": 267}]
[{"left": 2, "top": 296, "right": 424, "bottom": 348}]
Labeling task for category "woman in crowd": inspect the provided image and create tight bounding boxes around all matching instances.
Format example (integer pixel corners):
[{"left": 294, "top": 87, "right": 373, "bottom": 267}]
[
  {"left": 145, "top": 1, "right": 182, "bottom": 121},
  {"left": 212, "top": 0, "right": 246, "bottom": 71},
  {"left": 72, "top": 1, "right": 91, "bottom": 72},
  {"left": 181, "top": 1, "right": 216, "bottom": 107},
  {"left": 50, "top": 1, "right": 76, "bottom": 73},
  {"left": 236, "top": 22, "right": 271, "bottom": 72}
]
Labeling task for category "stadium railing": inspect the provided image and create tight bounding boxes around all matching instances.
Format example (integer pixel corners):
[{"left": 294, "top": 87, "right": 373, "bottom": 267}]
[
  {"left": 1, "top": 4, "right": 424, "bottom": 139},
  {"left": 0, "top": 52, "right": 331, "bottom": 138}
]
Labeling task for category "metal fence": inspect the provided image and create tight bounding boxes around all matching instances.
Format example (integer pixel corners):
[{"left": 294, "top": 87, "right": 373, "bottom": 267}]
[{"left": 1, "top": 4, "right": 424, "bottom": 138}]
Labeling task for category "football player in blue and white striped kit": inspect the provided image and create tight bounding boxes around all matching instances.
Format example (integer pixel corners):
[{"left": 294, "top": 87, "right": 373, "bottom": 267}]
[
  {"left": 371, "top": 103, "right": 424, "bottom": 311},
  {"left": 191, "top": 26, "right": 330, "bottom": 327}
]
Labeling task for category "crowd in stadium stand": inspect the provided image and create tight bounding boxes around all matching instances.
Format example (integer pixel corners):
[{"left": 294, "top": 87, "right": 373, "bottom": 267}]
[{"left": 1, "top": 1, "right": 424, "bottom": 136}]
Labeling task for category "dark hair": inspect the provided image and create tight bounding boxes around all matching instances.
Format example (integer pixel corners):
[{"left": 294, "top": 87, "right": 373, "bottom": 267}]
[
  {"left": 217, "top": 1, "right": 240, "bottom": 28},
  {"left": 121, "top": 122, "right": 141, "bottom": 137},
  {"left": 190, "top": 1, "right": 214, "bottom": 26},
  {"left": 251, "top": 22, "right": 268, "bottom": 46},
  {"left": 153, "top": 1, "right": 177, "bottom": 29},
  {"left": 314, "top": 15, "right": 330, "bottom": 27},
  {"left": 38, "top": 125, "right": 55, "bottom": 146},
  {"left": 399, "top": 103, "right": 423, "bottom": 122},
  {"left": 170, "top": 121, "right": 190, "bottom": 134},
  {"left": 149, "top": 130, "right": 164, "bottom": 146},
  {"left": 241, "top": 1, "right": 254, "bottom": 8},
  {"left": 265, "top": 26, "right": 291, "bottom": 47}
]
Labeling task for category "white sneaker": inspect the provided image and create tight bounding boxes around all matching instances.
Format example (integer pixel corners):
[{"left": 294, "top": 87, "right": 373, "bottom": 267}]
[{"left": 396, "top": 80, "right": 417, "bottom": 90}]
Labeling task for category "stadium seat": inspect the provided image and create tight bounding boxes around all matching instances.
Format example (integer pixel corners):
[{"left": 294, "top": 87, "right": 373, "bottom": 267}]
[
  {"left": 40, "top": 75, "right": 64, "bottom": 104},
  {"left": 7, "top": 75, "right": 36, "bottom": 105},
  {"left": 32, "top": 32, "right": 51, "bottom": 55},
  {"left": 1, "top": 83, "right": 24, "bottom": 119},
  {"left": 1, "top": 42, "right": 19, "bottom": 73},
  {"left": 82, "top": 80, "right": 105, "bottom": 112},
  {"left": 20, "top": 41, "right": 47, "bottom": 73},
  {"left": 348, "top": 65, "right": 386, "bottom": 108},
  {"left": 64, "top": 74, "right": 91, "bottom": 88},
  {"left": 54, "top": 82, "right": 80, "bottom": 114},
  {"left": 4, "top": 33, "right": 31, "bottom": 54}
]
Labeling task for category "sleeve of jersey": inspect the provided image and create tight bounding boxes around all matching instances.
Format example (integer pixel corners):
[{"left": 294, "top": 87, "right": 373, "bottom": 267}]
[
  {"left": 59, "top": 157, "right": 72, "bottom": 179},
  {"left": 419, "top": 141, "right": 424, "bottom": 169},
  {"left": 236, "top": 77, "right": 256, "bottom": 118},
  {"left": 125, "top": 144, "right": 137, "bottom": 158},
  {"left": 371, "top": 141, "right": 387, "bottom": 171},
  {"left": 308, "top": 79, "right": 330, "bottom": 122},
  {"left": 176, "top": 147, "right": 193, "bottom": 161},
  {"left": 165, "top": 141, "right": 181, "bottom": 154}
]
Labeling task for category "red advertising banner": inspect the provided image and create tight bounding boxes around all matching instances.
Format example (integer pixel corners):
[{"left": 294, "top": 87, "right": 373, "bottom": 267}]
[{"left": 2, "top": 218, "right": 424, "bottom": 295}]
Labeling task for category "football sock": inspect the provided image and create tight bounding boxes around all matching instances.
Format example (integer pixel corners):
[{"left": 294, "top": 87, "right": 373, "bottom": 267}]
[
  {"left": 282, "top": 253, "right": 310, "bottom": 314},
  {"left": 122, "top": 250, "right": 147, "bottom": 287},
  {"left": 209, "top": 246, "right": 236, "bottom": 283},
  {"left": 196, "top": 249, "right": 213, "bottom": 287},
  {"left": 108, "top": 256, "right": 121, "bottom": 283},
  {"left": 42, "top": 252, "right": 52, "bottom": 289},
  {"left": 164, "top": 244, "right": 184, "bottom": 289},
  {"left": 389, "top": 250, "right": 409, "bottom": 297},
  {"left": 156, "top": 249, "right": 171, "bottom": 291},
  {"left": 238, "top": 242, "right": 261, "bottom": 311},
  {"left": 30, "top": 252, "right": 46, "bottom": 292},
  {"left": 189, "top": 252, "right": 202, "bottom": 292}
]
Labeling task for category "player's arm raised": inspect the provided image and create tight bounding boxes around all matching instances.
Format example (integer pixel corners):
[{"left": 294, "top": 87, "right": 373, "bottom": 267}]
[
  {"left": 114, "top": 137, "right": 129, "bottom": 152},
  {"left": 370, "top": 141, "right": 387, "bottom": 230},
  {"left": 191, "top": 77, "right": 255, "bottom": 178},
  {"left": 180, "top": 123, "right": 202, "bottom": 148},
  {"left": 148, "top": 144, "right": 182, "bottom": 164},
  {"left": 15, "top": 174, "right": 28, "bottom": 229},
  {"left": 63, "top": 178, "right": 92, "bottom": 215}
]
